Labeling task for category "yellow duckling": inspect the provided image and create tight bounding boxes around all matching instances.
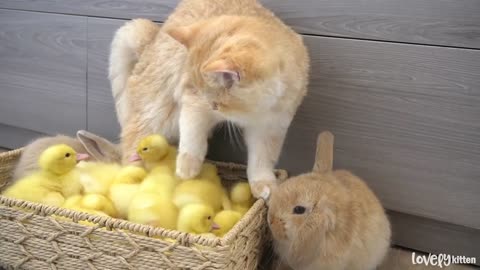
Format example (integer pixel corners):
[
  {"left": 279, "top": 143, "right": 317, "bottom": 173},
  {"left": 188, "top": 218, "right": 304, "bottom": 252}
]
[
  {"left": 63, "top": 194, "right": 117, "bottom": 217},
  {"left": 139, "top": 165, "right": 180, "bottom": 199},
  {"left": 128, "top": 192, "right": 178, "bottom": 230},
  {"left": 173, "top": 178, "right": 231, "bottom": 212},
  {"left": 62, "top": 194, "right": 83, "bottom": 209},
  {"left": 3, "top": 144, "right": 87, "bottom": 206},
  {"left": 113, "top": 165, "right": 147, "bottom": 184},
  {"left": 230, "top": 182, "right": 255, "bottom": 215},
  {"left": 129, "top": 134, "right": 177, "bottom": 171},
  {"left": 60, "top": 196, "right": 110, "bottom": 226},
  {"left": 176, "top": 204, "right": 220, "bottom": 234},
  {"left": 77, "top": 161, "right": 122, "bottom": 195},
  {"left": 212, "top": 210, "right": 242, "bottom": 237},
  {"left": 198, "top": 163, "right": 221, "bottom": 186},
  {"left": 109, "top": 166, "right": 147, "bottom": 218},
  {"left": 81, "top": 194, "right": 117, "bottom": 217}
]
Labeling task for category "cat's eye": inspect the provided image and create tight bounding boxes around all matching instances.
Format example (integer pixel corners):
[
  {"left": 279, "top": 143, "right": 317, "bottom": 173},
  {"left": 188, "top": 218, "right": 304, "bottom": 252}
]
[
  {"left": 293, "top": 206, "right": 306, "bottom": 215},
  {"left": 207, "top": 216, "right": 211, "bottom": 220},
  {"left": 142, "top": 147, "right": 148, "bottom": 151},
  {"left": 65, "top": 153, "right": 71, "bottom": 158}
]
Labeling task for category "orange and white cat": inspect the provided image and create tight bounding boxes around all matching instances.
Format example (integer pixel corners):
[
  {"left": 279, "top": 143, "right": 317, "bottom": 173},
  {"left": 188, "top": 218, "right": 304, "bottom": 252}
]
[{"left": 109, "top": 0, "right": 309, "bottom": 198}]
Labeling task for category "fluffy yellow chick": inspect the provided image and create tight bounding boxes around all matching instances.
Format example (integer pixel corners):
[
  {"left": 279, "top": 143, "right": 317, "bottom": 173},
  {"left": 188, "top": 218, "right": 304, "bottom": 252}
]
[
  {"left": 213, "top": 210, "right": 242, "bottom": 237},
  {"left": 176, "top": 204, "right": 220, "bottom": 234},
  {"left": 128, "top": 192, "right": 178, "bottom": 230},
  {"left": 129, "top": 134, "right": 177, "bottom": 171},
  {"left": 109, "top": 166, "right": 147, "bottom": 218},
  {"left": 81, "top": 194, "right": 118, "bottom": 217},
  {"left": 173, "top": 179, "right": 231, "bottom": 212},
  {"left": 3, "top": 144, "right": 87, "bottom": 206},
  {"left": 198, "top": 163, "right": 221, "bottom": 186},
  {"left": 60, "top": 196, "right": 110, "bottom": 226},
  {"left": 77, "top": 161, "right": 121, "bottom": 195},
  {"left": 114, "top": 166, "right": 147, "bottom": 184},
  {"left": 63, "top": 194, "right": 117, "bottom": 217},
  {"left": 63, "top": 194, "right": 83, "bottom": 209},
  {"left": 230, "top": 182, "right": 255, "bottom": 215},
  {"left": 139, "top": 165, "right": 180, "bottom": 199}
]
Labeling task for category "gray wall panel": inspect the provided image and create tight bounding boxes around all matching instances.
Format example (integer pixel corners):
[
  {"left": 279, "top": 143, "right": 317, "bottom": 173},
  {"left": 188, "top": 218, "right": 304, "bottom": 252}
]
[
  {"left": 0, "top": 0, "right": 175, "bottom": 21},
  {"left": 1, "top": 0, "right": 479, "bottom": 48},
  {"left": 262, "top": 0, "right": 480, "bottom": 49},
  {"left": 87, "top": 17, "right": 124, "bottom": 141},
  {"left": 0, "top": 124, "right": 46, "bottom": 149},
  {"left": 0, "top": 9, "right": 87, "bottom": 136}
]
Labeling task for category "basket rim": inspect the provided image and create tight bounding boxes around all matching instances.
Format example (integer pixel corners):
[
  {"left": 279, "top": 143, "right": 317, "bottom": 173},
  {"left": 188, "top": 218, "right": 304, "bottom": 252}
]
[
  {"left": 0, "top": 148, "right": 287, "bottom": 248},
  {"left": 0, "top": 195, "right": 266, "bottom": 247}
]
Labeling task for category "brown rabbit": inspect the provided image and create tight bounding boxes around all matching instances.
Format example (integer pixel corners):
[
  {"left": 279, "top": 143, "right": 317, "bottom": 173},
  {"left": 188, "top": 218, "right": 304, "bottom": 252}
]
[
  {"left": 12, "top": 130, "right": 121, "bottom": 181},
  {"left": 268, "top": 131, "right": 391, "bottom": 270}
]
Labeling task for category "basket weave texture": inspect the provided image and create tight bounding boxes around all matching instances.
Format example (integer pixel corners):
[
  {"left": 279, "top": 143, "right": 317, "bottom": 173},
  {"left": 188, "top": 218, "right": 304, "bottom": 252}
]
[{"left": 0, "top": 149, "right": 287, "bottom": 270}]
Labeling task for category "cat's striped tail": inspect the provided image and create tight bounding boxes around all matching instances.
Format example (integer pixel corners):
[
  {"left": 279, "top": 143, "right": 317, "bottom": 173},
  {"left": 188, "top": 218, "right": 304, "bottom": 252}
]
[{"left": 108, "top": 19, "right": 159, "bottom": 128}]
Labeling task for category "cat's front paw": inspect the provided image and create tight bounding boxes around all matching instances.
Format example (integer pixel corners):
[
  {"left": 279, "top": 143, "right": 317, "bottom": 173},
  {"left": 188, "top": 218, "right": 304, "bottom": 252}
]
[
  {"left": 251, "top": 180, "right": 276, "bottom": 200},
  {"left": 176, "top": 152, "right": 203, "bottom": 179}
]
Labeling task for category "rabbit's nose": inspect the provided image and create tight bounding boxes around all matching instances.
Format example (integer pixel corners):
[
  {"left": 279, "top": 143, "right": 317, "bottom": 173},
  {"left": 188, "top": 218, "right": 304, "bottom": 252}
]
[
  {"left": 270, "top": 216, "right": 284, "bottom": 226},
  {"left": 268, "top": 215, "right": 276, "bottom": 225},
  {"left": 269, "top": 216, "right": 288, "bottom": 240}
]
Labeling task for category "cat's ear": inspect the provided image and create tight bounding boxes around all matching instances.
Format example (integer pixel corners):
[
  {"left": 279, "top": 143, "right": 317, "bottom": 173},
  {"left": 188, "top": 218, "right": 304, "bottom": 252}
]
[
  {"left": 166, "top": 26, "right": 193, "bottom": 47},
  {"left": 166, "top": 22, "right": 204, "bottom": 48},
  {"left": 202, "top": 59, "right": 240, "bottom": 89}
]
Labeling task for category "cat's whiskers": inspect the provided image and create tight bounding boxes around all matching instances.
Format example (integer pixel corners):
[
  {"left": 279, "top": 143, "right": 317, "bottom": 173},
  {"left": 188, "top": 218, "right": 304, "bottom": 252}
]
[
  {"left": 227, "top": 121, "right": 237, "bottom": 147},
  {"left": 230, "top": 121, "right": 244, "bottom": 150}
]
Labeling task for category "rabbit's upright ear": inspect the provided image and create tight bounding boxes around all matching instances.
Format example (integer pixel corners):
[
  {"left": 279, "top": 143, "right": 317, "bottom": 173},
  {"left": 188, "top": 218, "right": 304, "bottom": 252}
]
[
  {"left": 312, "top": 131, "right": 334, "bottom": 173},
  {"left": 76, "top": 130, "right": 121, "bottom": 163}
]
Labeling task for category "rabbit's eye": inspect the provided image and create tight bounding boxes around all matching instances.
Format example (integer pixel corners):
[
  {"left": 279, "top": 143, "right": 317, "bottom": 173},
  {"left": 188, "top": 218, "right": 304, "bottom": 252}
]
[
  {"left": 293, "top": 206, "right": 306, "bottom": 215},
  {"left": 65, "top": 153, "right": 71, "bottom": 158},
  {"left": 142, "top": 147, "right": 148, "bottom": 151}
]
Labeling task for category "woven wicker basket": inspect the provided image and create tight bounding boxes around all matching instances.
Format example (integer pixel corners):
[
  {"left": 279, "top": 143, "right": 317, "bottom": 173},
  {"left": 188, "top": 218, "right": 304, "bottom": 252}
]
[{"left": 0, "top": 149, "right": 287, "bottom": 270}]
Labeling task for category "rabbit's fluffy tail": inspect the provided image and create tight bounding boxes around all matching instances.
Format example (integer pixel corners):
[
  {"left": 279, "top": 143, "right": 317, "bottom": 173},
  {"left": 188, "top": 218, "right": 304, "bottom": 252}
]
[{"left": 108, "top": 19, "right": 159, "bottom": 127}]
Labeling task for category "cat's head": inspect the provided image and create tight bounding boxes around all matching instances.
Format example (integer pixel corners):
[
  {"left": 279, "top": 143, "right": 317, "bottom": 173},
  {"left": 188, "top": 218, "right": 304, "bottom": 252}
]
[{"left": 166, "top": 16, "right": 285, "bottom": 116}]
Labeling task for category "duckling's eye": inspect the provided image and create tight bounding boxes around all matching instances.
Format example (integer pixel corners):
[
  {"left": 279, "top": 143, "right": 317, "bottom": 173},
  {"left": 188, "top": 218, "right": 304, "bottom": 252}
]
[
  {"left": 65, "top": 153, "right": 71, "bottom": 158},
  {"left": 142, "top": 147, "right": 148, "bottom": 151},
  {"left": 207, "top": 216, "right": 211, "bottom": 220},
  {"left": 293, "top": 206, "right": 306, "bottom": 215}
]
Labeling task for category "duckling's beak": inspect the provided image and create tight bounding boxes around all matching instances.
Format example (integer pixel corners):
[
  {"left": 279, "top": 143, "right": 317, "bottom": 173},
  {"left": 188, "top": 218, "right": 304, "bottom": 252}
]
[
  {"left": 211, "top": 222, "right": 221, "bottom": 231},
  {"left": 76, "top": 153, "right": 90, "bottom": 162},
  {"left": 129, "top": 153, "right": 142, "bottom": 162}
]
